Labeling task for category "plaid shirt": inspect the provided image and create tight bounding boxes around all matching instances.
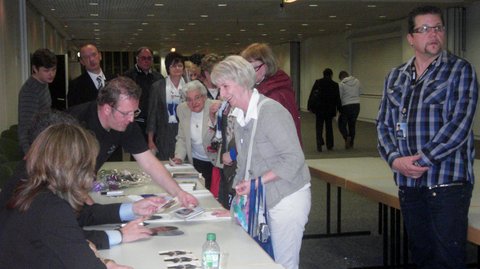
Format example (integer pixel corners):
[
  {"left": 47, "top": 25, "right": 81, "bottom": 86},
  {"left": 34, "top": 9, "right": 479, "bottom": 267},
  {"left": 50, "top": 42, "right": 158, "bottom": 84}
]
[{"left": 377, "top": 50, "right": 478, "bottom": 187}]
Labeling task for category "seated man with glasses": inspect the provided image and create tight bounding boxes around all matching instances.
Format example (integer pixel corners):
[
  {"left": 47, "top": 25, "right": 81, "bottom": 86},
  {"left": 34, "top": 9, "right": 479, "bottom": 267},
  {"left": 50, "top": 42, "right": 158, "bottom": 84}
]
[{"left": 68, "top": 76, "right": 198, "bottom": 207}]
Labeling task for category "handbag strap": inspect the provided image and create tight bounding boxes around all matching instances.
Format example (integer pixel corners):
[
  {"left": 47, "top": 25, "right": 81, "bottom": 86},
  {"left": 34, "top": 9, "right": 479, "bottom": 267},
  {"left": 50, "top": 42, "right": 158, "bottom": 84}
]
[
  {"left": 257, "top": 176, "right": 268, "bottom": 224},
  {"left": 248, "top": 178, "right": 257, "bottom": 235},
  {"left": 244, "top": 98, "right": 270, "bottom": 178}
]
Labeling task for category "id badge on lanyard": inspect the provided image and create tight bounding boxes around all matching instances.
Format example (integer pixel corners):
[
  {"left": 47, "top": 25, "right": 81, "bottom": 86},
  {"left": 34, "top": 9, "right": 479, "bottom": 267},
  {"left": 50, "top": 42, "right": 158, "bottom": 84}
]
[
  {"left": 396, "top": 106, "right": 407, "bottom": 140},
  {"left": 397, "top": 65, "right": 416, "bottom": 141}
]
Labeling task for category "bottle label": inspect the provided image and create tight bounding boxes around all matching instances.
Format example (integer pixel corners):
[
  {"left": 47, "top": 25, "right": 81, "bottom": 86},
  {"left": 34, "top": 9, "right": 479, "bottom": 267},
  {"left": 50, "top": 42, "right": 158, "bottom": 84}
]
[{"left": 202, "top": 251, "right": 220, "bottom": 269}]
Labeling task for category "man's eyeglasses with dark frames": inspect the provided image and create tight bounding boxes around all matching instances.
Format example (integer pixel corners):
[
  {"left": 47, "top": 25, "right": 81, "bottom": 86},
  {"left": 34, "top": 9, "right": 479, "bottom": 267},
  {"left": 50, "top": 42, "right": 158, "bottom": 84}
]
[
  {"left": 412, "top": 25, "right": 445, "bottom": 34},
  {"left": 111, "top": 106, "right": 141, "bottom": 118}
]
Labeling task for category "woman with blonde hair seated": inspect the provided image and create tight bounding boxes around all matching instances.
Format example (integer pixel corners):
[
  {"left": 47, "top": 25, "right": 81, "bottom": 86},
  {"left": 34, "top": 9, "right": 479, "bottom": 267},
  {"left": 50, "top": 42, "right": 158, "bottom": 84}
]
[{"left": 0, "top": 123, "right": 131, "bottom": 269}]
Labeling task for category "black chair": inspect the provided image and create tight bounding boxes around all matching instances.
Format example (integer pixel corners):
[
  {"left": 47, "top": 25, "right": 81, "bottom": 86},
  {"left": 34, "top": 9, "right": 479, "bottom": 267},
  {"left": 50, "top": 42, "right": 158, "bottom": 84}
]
[
  {"left": 0, "top": 137, "right": 22, "bottom": 161},
  {"left": 1, "top": 129, "right": 17, "bottom": 141},
  {"left": 0, "top": 163, "right": 14, "bottom": 190}
]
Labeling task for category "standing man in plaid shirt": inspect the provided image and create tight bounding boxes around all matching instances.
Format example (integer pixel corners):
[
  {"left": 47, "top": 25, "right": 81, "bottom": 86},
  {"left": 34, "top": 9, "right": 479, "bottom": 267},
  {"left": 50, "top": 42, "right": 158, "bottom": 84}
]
[{"left": 377, "top": 5, "right": 478, "bottom": 269}]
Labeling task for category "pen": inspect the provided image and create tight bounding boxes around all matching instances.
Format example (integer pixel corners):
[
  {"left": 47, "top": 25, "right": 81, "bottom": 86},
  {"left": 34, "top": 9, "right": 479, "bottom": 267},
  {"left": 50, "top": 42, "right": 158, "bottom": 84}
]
[{"left": 100, "top": 190, "right": 124, "bottom": 196}]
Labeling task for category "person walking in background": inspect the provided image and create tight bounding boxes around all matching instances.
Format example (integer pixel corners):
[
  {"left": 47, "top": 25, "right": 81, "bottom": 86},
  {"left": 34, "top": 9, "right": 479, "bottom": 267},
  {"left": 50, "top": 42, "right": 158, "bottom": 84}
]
[
  {"left": 377, "top": 5, "right": 478, "bottom": 268},
  {"left": 124, "top": 47, "right": 164, "bottom": 141},
  {"left": 17, "top": 48, "right": 57, "bottom": 154},
  {"left": 308, "top": 68, "right": 340, "bottom": 152},
  {"left": 240, "top": 43, "right": 302, "bottom": 145},
  {"left": 338, "top": 70, "right": 361, "bottom": 149}
]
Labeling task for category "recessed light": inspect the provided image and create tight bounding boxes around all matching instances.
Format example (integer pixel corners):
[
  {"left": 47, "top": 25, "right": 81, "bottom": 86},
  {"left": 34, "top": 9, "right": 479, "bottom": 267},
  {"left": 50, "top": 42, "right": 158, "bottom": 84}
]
[
  {"left": 50, "top": 8, "right": 55, "bottom": 11},
  {"left": 319, "top": 29, "right": 325, "bottom": 32},
  {"left": 132, "top": 33, "right": 139, "bottom": 36},
  {"left": 188, "top": 23, "right": 196, "bottom": 26},
  {"left": 218, "top": 3, "right": 227, "bottom": 7},
  {"left": 154, "top": 3, "right": 164, "bottom": 7},
  {"left": 367, "top": 5, "right": 376, "bottom": 8},
  {"left": 346, "top": 23, "right": 352, "bottom": 26},
  {"left": 257, "top": 23, "right": 264, "bottom": 26},
  {"left": 94, "top": 29, "right": 100, "bottom": 32},
  {"left": 329, "top": 15, "right": 337, "bottom": 18},
  {"left": 309, "top": 4, "right": 318, "bottom": 7},
  {"left": 92, "top": 22, "right": 99, "bottom": 25},
  {"left": 261, "top": 33, "right": 268, "bottom": 36},
  {"left": 379, "top": 15, "right": 387, "bottom": 18},
  {"left": 89, "top": 2, "right": 98, "bottom": 6},
  {"left": 280, "top": 29, "right": 286, "bottom": 32},
  {"left": 141, "top": 22, "right": 149, "bottom": 25},
  {"left": 147, "top": 14, "right": 155, "bottom": 17},
  {"left": 225, "top": 33, "right": 231, "bottom": 36},
  {"left": 240, "top": 29, "right": 246, "bottom": 32},
  {"left": 179, "top": 28, "right": 185, "bottom": 31},
  {"left": 301, "top": 23, "right": 309, "bottom": 26},
  {"left": 200, "top": 14, "right": 208, "bottom": 18},
  {"left": 137, "top": 29, "right": 143, "bottom": 31},
  {"left": 90, "top": 13, "right": 99, "bottom": 17}
]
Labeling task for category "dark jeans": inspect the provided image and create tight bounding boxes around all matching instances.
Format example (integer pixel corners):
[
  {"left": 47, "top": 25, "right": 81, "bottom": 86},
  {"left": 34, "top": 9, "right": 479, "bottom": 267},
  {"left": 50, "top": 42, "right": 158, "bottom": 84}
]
[
  {"left": 399, "top": 183, "right": 472, "bottom": 269},
  {"left": 193, "top": 158, "right": 213, "bottom": 190},
  {"left": 338, "top": 103, "right": 360, "bottom": 144},
  {"left": 315, "top": 112, "right": 334, "bottom": 150}
]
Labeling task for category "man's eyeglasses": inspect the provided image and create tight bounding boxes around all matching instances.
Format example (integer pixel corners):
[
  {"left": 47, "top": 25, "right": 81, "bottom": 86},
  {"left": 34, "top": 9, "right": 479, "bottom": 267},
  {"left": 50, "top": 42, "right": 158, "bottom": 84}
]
[
  {"left": 186, "top": 95, "right": 204, "bottom": 103},
  {"left": 111, "top": 106, "right": 141, "bottom": 118},
  {"left": 412, "top": 25, "right": 445, "bottom": 34},
  {"left": 253, "top": 63, "right": 264, "bottom": 72}
]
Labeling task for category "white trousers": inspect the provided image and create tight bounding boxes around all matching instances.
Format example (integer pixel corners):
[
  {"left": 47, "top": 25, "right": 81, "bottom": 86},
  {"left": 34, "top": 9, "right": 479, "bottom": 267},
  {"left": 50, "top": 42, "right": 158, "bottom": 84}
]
[{"left": 269, "top": 183, "right": 311, "bottom": 269}]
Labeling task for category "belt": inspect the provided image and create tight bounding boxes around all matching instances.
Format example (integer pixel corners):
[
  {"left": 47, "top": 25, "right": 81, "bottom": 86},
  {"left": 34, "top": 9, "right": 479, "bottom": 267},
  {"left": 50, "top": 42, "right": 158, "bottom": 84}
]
[{"left": 427, "top": 182, "right": 466, "bottom": 190}]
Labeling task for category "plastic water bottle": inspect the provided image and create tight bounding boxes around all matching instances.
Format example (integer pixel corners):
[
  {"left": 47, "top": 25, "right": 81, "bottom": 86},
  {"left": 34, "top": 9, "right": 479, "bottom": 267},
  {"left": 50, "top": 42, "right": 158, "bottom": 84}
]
[{"left": 202, "top": 233, "right": 220, "bottom": 269}]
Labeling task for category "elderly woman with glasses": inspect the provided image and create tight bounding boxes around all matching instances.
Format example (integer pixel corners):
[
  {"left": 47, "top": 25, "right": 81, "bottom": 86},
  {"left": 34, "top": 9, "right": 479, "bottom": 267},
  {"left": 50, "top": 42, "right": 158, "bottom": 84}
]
[
  {"left": 240, "top": 43, "right": 302, "bottom": 145},
  {"left": 171, "top": 80, "right": 220, "bottom": 191},
  {"left": 211, "top": 55, "right": 311, "bottom": 269},
  {"left": 147, "top": 52, "right": 186, "bottom": 160}
]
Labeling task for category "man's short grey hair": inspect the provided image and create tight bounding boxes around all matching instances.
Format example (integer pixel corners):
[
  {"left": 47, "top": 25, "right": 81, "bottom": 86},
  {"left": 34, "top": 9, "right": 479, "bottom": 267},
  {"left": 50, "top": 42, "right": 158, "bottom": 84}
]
[
  {"left": 211, "top": 55, "right": 256, "bottom": 91},
  {"left": 183, "top": 80, "right": 207, "bottom": 97}
]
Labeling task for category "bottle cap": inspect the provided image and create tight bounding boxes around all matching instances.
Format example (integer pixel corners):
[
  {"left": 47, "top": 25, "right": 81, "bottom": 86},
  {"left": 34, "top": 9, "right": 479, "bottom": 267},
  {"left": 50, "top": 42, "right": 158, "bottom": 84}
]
[{"left": 207, "top": 233, "right": 216, "bottom": 241}]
